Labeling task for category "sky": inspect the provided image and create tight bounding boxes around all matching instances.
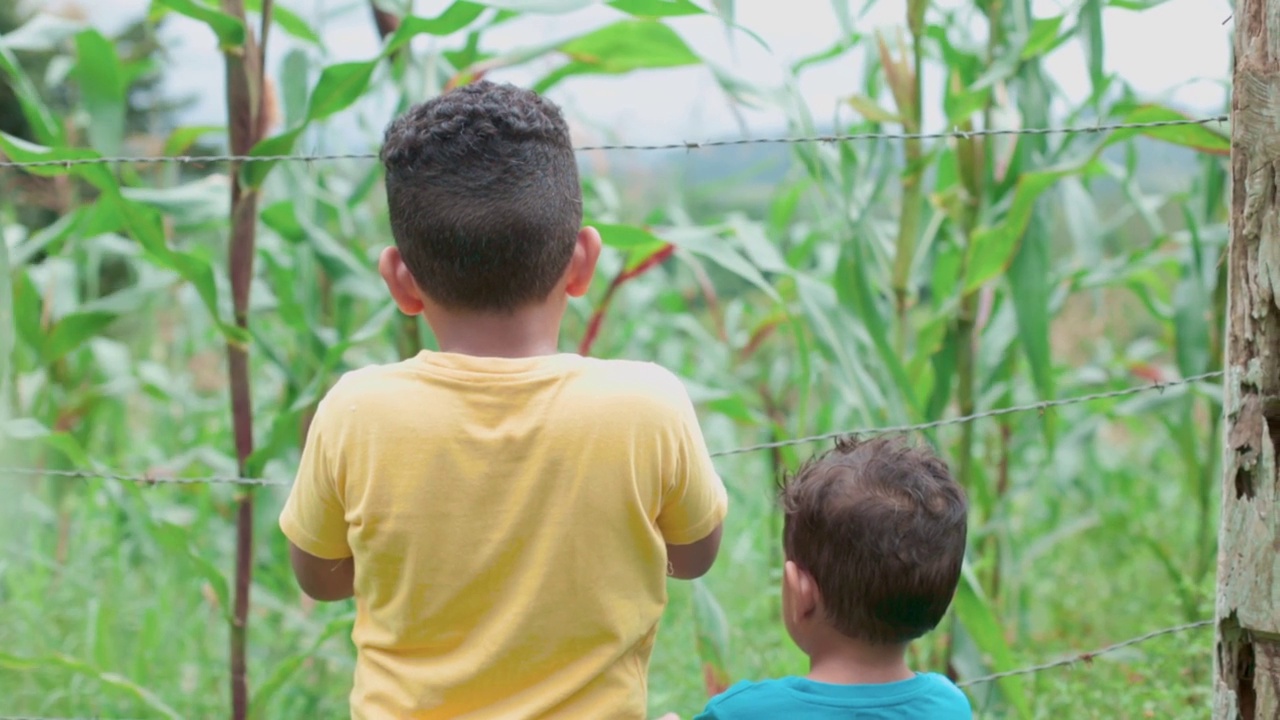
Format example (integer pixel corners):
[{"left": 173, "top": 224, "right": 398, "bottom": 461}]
[{"left": 21, "top": 0, "right": 1233, "bottom": 150}]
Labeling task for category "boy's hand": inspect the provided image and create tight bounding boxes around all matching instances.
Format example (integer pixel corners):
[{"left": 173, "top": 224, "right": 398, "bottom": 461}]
[{"left": 652, "top": 714, "right": 680, "bottom": 720}]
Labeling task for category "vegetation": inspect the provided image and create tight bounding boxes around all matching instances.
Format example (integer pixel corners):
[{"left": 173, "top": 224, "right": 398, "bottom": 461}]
[{"left": 0, "top": 1, "right": 1229, "bottom": 718}]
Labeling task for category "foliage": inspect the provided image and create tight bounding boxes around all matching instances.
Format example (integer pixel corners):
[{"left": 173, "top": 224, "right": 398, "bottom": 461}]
[{"left": 1, "top": 1, "right": 1227, "bottom": 718}]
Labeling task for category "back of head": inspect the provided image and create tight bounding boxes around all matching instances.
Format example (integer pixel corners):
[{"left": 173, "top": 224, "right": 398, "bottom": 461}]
[
  {"left": 379, "top": 81, "right": 582, "bottom": 313},
  {"left": 781, "top": 435, "right": 968, "bottom": 645}
]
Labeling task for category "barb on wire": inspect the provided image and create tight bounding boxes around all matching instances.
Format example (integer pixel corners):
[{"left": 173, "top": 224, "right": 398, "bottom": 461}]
[
  {"left": 0, "top": 116, "right": 1229, "bottom": 170},
  {"left": 956, "top": 619, "right": 1214, "bottom": 688},
  {"left": 1, "top": 371, "right": 1223, "bottom": 485},
  {"left": 710, "top": 370, "right": 1224, "bottom": 458}
]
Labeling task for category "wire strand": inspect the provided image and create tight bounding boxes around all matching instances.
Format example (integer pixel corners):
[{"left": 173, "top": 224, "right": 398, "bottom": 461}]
[
  {"left": 709, "top": 370, "right": 1223, "bottom": 458},
  {"left": 956, "top": 619, "right": 1214, "bottom": 688},
  {"left": 0, "top": 620, "right": 1218, "bottom": 719},
  {"left": 0, "top": 371, "right": 1223, "bottom": 485},
  {"left": 0, "top": 115, "right": 1229, "bottom": 169}
]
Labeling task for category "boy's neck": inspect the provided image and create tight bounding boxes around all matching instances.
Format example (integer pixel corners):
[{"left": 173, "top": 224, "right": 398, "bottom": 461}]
[
  {"left": 805, "top": 634, "right": 914, "bottom": 686},
  {"left": 423, "top": 302, "right": 566, "bottom": 359}
]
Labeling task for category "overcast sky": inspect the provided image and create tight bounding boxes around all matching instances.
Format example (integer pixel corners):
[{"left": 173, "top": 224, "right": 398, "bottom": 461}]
[{"left": 27, "top": 0, "right": 1232, "bottom": 149}]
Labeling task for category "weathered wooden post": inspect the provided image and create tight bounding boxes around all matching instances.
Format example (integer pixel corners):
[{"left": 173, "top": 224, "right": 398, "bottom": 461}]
[{"left": 1215, "top": 0, "right": 1280, "bottom": 716}]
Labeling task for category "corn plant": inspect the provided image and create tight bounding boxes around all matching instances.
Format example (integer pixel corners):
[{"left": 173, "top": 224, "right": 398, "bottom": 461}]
[{"left": 1, "top": 1, "right": 1228, "bottom": 718}]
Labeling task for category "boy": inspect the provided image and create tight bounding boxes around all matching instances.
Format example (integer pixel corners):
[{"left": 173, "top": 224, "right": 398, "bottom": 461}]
[
  {"left": 692, "top": 435, "right": 971, "bottom": 719},
  {"left": 278, "top": 81, "right": 728, "bottom": 720}
]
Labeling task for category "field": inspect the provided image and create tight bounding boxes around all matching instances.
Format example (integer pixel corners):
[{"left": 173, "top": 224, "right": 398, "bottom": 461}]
[{"left": 0, "top": 1, "right": 1231, "bottom": 718}]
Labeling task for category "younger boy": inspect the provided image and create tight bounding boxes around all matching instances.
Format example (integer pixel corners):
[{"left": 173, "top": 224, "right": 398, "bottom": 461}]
[
  {"left": 692, "top": 435, "right": 971, "bottom": 719},
  {"left": 278, "top": 81, "right": 728, "bottom": 719}
]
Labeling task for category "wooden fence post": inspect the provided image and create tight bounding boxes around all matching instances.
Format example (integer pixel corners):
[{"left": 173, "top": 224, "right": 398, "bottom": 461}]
[{"left": 1215, "top": 0, "right": 1280, "bottom": 716}]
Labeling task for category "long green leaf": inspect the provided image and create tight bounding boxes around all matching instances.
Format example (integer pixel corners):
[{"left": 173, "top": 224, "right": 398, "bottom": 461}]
[
  {"left": 151, "top": 0, "right": 247, "bottom": 49},
  {"left": 73, "top": 29, "right": 126, "bottom": 156},
  {"left": 952, "top": 565, "right": 1031, "bottom": 718},
  {"left": 0, "top": 652, "right": 183, "bottom": 719},
  {"left": 963, "top": 165, "right": 1082, "bottom": 293},
  {"left": 1100, "top": 104, "right": 1230, "bottom": 156},
  {"left": 0, "top": 44, "right": 59, "bottom": 143},
  {"left": 42, "top": 311, "right": 117, "bottom": 364},
  {"left": 535, "top": 18, "right": 700, "bottom": 92}
]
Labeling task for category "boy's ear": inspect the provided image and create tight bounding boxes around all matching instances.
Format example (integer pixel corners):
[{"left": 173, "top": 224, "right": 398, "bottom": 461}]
[
  {"left": 378, "top": 246, "right": 426, "bottom": 316},
  {"left": 784, "top": 560, "right": 819, "bottom": 620},
  {"left": 564, "top": 226, "right": 602, "bottom": 298}
]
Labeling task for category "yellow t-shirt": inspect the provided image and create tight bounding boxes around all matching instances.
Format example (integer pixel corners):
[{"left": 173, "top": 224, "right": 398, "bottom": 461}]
[{"left": 279, "top": 350, "right": 728, "bottom": 720}]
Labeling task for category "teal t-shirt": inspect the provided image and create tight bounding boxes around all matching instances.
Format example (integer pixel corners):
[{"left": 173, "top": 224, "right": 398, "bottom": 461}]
[{"left": 691, "top": 673, "right": 971, "bottom": 719}]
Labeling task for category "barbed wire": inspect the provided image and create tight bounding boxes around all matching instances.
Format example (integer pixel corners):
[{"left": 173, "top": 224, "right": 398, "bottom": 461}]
[
  {"left": 0, "top": 370, "right": 1223, "bottom": 486},
  {"left": 0, "top": 619, "right": 1221, "bottom": 719},
  {"left": 0, "top": 115, "right": 1229, "bottom": 170},
  {"left": 956, "top": 619, "right": 1214, "bottom": 688},
  {"left": 710, "top": 370, "right": 1224, "bottom": 458}
]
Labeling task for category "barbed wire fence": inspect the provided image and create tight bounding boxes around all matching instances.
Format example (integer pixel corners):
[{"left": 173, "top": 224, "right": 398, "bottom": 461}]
[
  {"left": 1, "top": 115, "right": 1231, "bottom": 718},
  {"left": 0, "top": 115, "right": 1229, "bottom": 169}
]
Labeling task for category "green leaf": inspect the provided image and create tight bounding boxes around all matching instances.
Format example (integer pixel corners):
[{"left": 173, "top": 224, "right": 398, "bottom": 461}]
[
  {"left": 1019, "top": 15, "right": 1067, "bottom": 59},
  {"left": 0, "top": 652, "right": 183, "bottom": 719},
  {"left": 248, "top": 614, "right": 354, "bottom": 719},
  {"left": 846, "top": 94, "right": 899, "bottom": 123},
  {"left": 306, "top": 60, "right": 379, "bottom": 122},
  {"left": 162, "top": 125, "right": 223, "bottom": 156},
  {"left": 561, "top": 18, "right": 698, "bottom": 69},
  {"left": 0, "top": 131, "right": 116, "bottom": 191},
  {"left": 245, "top": 0, "right": 322, "bottom": 44},
  {"left": 107, "top": 196, "right": 240, "bottom": 341},
  {"left": 42, "top": 311, "right": 117, "bottom": 364},
  {"left": 3, "top": 417, "right": 49, "bottom": 440},
  {"left": 667, "top": 229, "right": 781, "bottom": 303},
  {"left": 151, "top": 522, "right": 233, "bottom": 624},
  {"left": 537, "top": 18, "right": 699, "bottom": 91},
  {"left": 73, "top": 29, "right": 126, "bottom": 156},
  {"left": 241, "top": 127, "right": 305, "bottom": 189},
  {"left": 386, "top": 3, "right": 490, "bottom": 53},
  {"left": 0, "top": 44, "right": 59, "bottom": 143},
  {"left": 471, "top": 0, "right": 595, "bottom": 11},
  {"left": 0, "top": 237, "right": 9, "bottom": 424},
  {"left": 608, "top": 0, "right": 706, "bottom": 16},
  {"left": 952, "top": 566, "right": 1031, "bottom": 719},
  {"left": 594, "top": 223, "right": 667, "bottom": 249},
  {"left": 1172, "top": 271, "right": 1211, "bottom": 377},
  {"left": 123, "top": 175, "right": 230, "bottom": 228},
  {"left": 963, "top": 166, "right": 1079, "bottom": 293},
  {"left": 1007, "top": 219, "right": 1057, "bottom": 426},
  {"left": 836, "top": 239, "right": 920, "bottom": 415},
  {"left": 1100, "top": 104, "right": 1230, "bottom": 156},
  {"left": 151, "top": 0, "right": 247, "bottom": 50},
  {"left": 690, "top": 579, "right": 731, "bottom": 690}
]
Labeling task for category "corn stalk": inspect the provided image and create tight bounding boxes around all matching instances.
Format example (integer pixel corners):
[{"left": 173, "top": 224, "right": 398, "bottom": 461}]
[{"left": 220, "top": 1, "right": 271, "bottom": 718}]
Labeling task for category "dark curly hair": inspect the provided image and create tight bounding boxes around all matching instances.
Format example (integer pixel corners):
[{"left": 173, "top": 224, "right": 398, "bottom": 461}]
[
  {"left": 780, "top": 435, "right": 968, "bottom": 645},
  {"left": 379, "top": 81, "right": 583, "bottom": 312}
]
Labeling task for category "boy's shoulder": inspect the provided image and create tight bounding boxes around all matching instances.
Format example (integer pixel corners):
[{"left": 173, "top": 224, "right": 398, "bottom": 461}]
[
  {"left": 317, "top": 355, "right": 694, "bottom": 412},
  {"left": 692, "top": 678, "right": 797, "bottom": 719},
  {"left": 693, "top": 674, "right": 972, "bottom": 719}
]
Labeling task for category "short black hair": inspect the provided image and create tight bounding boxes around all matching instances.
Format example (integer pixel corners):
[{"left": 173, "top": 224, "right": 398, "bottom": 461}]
[
  {"left": 379, "top": 81, "right": 582, "bottom": 312},
  {"left": 781, "top": 435, "right": 968, "bottom": 645}
]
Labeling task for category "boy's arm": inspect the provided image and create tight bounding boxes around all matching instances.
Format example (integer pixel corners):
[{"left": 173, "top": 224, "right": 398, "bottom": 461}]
[
  {"left": 655, "top": 374, "right": 729, "bottom": 580},
  {"left": 666, "top": 524, "right": 722, "bottom": 580},
  {"left": 279, "top": 400, "right": 355, "bottom": 602},
  {"left": 287, "top": 544, "right": 354, "bottom": 601}
]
